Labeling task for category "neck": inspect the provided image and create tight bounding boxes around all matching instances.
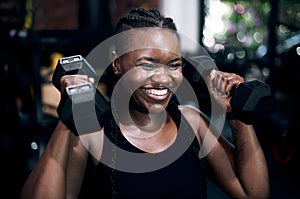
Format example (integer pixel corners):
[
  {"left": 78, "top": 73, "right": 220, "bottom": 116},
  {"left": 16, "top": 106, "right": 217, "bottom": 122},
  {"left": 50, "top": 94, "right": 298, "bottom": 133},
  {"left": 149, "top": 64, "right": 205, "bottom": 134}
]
[
  {"left": 131, "top": 109, "right": 168, "bottom": 131},
  {"left": 115, "top": 105, "right": 169, "bottom": 139}
]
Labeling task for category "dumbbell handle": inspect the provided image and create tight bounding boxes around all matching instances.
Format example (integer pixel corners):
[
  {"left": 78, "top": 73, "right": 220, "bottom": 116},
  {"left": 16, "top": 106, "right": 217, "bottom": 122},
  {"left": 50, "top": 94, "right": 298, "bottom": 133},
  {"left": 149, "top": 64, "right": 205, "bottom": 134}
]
[
  {"left": 52, "top": 55, "right": 110, "bottom": 135},
  {"left": 186, "top": 56, "right": 272, "bottom": 124},
  {"left": 52, "top": 55, "right": 97, "bottom": 91}
]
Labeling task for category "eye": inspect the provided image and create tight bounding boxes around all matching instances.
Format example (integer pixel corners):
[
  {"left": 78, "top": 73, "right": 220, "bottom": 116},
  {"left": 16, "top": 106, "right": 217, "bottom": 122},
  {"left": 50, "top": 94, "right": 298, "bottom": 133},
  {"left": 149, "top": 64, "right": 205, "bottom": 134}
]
[
  {"left": 137, "top": 62, "right": 182, "bottom": 71},
  {"left": 167, "top": 63, "right": 182, "bottom": 70},
  {"left": 138, "top": 63, "right": 157, "bottom": 70}
]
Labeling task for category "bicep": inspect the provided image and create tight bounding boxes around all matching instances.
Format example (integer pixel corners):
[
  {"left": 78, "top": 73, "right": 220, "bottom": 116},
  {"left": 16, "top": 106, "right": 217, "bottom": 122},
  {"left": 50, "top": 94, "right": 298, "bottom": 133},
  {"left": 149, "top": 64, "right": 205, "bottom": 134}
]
[
  {"left": 66, "top": 131, "right": 105, "bottom": 198},
  {"left": 65, "top": 134, "right": 89, "bottom": 198}
]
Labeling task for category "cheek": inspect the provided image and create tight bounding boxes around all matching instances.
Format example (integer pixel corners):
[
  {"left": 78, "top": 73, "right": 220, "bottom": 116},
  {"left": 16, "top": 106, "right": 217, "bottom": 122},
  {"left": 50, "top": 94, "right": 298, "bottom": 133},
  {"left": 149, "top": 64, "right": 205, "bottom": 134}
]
[
  {"left": 172, "top": 70, "right": 183, "bottom": 85},
  {"left": 121, "top": 68, "right": 147, "bottom": 92},
  {"left": 130, "top": 71, "right": 146, "bottom": 82}
]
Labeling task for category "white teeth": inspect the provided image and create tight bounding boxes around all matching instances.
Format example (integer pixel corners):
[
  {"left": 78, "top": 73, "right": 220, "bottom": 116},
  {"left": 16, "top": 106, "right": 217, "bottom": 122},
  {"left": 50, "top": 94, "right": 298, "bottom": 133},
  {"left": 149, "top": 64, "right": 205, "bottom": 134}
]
[{"left": 144, "top": 89, "right": 168, "bottom": 96}]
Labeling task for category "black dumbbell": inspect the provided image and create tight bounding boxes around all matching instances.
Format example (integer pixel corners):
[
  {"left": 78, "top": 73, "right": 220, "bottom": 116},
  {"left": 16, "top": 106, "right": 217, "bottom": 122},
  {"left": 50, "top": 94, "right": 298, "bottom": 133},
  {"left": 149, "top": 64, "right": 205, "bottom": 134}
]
[
  {"left": 52, "top": 55, "right": 110, "bottom": 135},
  {"left": 184, "top": 56, "right": 272, "bottom": 124}
]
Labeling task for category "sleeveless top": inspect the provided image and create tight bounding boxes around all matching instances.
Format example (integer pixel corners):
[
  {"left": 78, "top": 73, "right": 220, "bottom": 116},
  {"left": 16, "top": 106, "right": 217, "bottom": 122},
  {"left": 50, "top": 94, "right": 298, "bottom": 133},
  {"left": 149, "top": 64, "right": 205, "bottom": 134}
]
[{"left": 79, "top": 101, "right": 207, "bottom": 199}]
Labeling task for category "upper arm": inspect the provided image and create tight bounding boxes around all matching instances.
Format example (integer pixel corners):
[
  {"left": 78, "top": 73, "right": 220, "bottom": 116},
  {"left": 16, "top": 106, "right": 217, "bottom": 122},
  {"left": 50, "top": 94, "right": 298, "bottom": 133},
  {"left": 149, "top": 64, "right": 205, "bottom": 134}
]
[
  {"left": 178, "top": 105, "right": 210, "bottom": 145},
  {"left": 64, "top": 133, "right": 87, "bottom": 198},
  {"left": 66, "top": 130, "right": 104, "bottom": 198},
  {"left": 178, "top": 105, "right": 235, "bottom": 180},
  {"left": 176, "top": 105, "right": 269, "bottom": 198}
]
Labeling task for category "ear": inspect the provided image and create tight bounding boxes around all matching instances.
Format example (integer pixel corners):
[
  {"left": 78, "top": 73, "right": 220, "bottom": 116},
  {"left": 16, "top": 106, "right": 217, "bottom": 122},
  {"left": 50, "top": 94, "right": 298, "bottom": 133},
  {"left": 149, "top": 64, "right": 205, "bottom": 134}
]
[{"left": 112, "top": 51, "right": 121, "bottom": 76}]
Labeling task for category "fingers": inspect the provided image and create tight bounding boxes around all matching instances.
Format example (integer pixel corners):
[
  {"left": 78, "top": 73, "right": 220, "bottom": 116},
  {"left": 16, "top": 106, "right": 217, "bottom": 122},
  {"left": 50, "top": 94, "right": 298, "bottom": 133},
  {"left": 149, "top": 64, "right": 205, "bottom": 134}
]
[
  {"left": 209, "top": 69, "right": 244, "bottom": 98},
  {"left": 60, "top": 75, "right": 95, "bottom": 92}
]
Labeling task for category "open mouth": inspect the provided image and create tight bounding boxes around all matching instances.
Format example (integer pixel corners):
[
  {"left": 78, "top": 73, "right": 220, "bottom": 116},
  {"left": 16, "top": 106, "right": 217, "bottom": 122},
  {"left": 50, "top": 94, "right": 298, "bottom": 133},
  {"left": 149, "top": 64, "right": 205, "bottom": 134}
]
[{"left": 142, "top": 88, "right": 170, "bottom": 101}]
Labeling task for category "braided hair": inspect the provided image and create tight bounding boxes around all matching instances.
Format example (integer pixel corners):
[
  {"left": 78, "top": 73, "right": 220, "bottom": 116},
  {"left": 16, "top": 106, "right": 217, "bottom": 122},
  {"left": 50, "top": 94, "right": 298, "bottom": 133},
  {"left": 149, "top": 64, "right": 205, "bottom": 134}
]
[
  {"left": 115, "top": 7, "right": 177, "bottom": 34},
  {"left": 104, "top": 8, "right": 180, "bottom": 199}
]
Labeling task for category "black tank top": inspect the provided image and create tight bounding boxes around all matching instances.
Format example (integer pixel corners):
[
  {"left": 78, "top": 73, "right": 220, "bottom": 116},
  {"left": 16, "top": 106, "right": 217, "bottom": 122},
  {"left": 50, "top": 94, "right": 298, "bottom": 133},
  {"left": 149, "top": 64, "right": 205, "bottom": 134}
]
[{"left": 79, "top": 102, "right": 207, "bottom": 199}]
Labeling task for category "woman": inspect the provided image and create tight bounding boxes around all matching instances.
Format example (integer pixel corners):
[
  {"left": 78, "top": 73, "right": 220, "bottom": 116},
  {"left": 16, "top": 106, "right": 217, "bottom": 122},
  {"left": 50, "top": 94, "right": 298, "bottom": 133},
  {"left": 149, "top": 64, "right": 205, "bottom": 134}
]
[{"left": 20, "top": 8, "right": 269, "bottom": 199}]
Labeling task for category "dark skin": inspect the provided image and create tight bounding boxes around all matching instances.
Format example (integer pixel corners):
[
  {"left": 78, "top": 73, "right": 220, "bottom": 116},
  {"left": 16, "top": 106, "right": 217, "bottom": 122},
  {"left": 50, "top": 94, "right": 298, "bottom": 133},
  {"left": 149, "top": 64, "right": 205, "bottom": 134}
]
[{"left": 21, "top": 28, "right": 269, "bottom": 199}]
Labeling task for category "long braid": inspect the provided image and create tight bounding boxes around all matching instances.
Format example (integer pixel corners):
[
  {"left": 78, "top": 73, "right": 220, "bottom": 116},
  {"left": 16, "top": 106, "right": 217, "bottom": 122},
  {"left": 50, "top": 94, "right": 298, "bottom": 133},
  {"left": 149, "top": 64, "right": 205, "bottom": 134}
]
[{"left": 115, "top": 7, "right": 177, "bottom": 34}]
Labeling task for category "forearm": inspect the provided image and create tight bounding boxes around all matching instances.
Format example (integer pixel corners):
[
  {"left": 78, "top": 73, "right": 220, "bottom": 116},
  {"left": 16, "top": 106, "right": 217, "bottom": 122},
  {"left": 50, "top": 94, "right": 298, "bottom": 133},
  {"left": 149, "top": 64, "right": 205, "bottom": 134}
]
[
  {"left": 20, "top": 121, "right": 72, "bottom": 199},
  {"left": 229, "top": 120, "right": 269, "bottom": 198}
]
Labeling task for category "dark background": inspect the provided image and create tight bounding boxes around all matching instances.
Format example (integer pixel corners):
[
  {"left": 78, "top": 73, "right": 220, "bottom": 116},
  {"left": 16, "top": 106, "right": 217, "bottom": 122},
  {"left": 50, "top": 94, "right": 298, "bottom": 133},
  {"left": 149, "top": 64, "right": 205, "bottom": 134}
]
[{"left": 1, "top": 0, "right": 299, "bottom": 198}]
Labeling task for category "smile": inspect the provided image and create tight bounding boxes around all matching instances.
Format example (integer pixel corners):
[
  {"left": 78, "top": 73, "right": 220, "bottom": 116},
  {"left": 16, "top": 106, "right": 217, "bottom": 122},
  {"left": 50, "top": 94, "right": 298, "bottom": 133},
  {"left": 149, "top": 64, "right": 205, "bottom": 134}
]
[
  {"left": 143, "top": 88, "right": 169, "bottom": 100},
  {"left": 144, "top": 88, "right": 168, "bottom": 95}
]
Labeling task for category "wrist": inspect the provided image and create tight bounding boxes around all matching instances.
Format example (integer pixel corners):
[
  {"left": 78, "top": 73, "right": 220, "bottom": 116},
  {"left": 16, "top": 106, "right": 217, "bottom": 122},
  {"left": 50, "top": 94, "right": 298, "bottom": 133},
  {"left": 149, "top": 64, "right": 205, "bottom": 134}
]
[
  {"left": 228, "top": 119, "right": 252, "bottom": 128},
  {"left": 57, "top": 120, "right": 73, "bottom": 132}
]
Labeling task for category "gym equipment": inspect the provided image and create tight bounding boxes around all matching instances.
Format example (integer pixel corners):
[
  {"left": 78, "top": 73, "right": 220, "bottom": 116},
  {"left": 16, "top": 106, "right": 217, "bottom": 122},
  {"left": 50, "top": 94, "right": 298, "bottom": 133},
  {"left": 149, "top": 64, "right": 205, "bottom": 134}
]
[
  {"left": 184, "top": 55, "right": 272, "bottom": 124},
  {"left": 52, "top": 55, "right": 110, "bottom": 135}
]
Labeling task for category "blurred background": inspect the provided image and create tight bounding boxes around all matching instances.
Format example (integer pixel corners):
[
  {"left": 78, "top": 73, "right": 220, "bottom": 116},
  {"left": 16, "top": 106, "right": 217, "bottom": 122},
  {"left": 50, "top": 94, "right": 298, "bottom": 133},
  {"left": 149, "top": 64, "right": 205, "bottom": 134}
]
[{"left": 1, "top": 0, "right": 299, "bottom": 198}]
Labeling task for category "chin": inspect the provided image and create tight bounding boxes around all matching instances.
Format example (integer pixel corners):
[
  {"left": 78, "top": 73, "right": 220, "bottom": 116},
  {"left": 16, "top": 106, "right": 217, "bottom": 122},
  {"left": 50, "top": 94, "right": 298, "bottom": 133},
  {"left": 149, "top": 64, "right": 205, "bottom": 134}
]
[{"left": 148, "top": 103, "right": 167, "bottom": 113}]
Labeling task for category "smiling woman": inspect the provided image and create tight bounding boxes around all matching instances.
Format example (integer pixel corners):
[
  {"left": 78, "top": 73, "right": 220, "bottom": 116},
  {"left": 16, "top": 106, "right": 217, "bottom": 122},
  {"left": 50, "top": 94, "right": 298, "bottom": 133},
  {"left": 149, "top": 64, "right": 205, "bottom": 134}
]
[
  {"left": 112, "top": 35, "right": 182, "bottom": 106},
  {"left": 20, "top": 7, "right": 269, "bottom": 199}
]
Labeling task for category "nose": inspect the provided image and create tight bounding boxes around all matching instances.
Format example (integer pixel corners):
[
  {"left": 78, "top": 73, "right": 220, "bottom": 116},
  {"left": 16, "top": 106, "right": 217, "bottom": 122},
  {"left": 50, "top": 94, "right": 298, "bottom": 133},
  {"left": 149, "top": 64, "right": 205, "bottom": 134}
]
[{"left": 151, "top": 66, "right": 172, "bottom": 85}]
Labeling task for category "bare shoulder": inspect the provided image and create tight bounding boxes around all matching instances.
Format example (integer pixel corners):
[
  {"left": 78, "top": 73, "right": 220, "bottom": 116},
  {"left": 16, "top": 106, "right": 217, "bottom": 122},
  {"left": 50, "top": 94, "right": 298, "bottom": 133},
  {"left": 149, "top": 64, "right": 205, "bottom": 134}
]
[
  {"left": 178, "top": 105, "right": 210, "bottom": 141},
  {"left": 77, "top": 128, "right": 105, "bottom": 165},
  {"left": 178, "top": 105, "right": 209, "bottom": 124}
]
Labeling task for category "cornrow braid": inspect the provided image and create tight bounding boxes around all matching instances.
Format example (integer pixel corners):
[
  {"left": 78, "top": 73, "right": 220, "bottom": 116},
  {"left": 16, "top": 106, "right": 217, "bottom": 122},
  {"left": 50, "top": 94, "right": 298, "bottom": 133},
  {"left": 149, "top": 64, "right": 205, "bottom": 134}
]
[{"left": 115, "top": 7, "right": 177, "bottom": 34}]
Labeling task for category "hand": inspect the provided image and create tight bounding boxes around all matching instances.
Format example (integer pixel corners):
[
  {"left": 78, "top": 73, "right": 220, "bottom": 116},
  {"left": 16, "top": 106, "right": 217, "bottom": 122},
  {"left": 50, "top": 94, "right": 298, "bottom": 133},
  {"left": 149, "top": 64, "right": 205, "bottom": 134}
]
[
  {"left": 59, "top": 74, "right": 95, "bottom": 93},
  {"left": 207, "top": 69, "right": 244, "bottom": 112}
]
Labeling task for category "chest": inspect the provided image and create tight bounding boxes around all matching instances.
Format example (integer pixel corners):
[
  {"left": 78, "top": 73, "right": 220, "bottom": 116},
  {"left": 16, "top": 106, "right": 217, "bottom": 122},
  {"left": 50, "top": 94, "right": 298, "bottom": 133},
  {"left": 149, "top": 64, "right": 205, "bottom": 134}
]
[
  {"left": 93, "top": 137, "right": 207, "bottom": 199},
  {"left": 119, "top": 119, "right": 178, "bottom": 153}
]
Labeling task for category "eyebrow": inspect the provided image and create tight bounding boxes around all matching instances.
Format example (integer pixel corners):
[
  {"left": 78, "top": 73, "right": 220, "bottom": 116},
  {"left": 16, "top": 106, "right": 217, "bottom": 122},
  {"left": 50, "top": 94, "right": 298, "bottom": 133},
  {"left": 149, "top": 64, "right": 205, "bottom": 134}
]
[
  {"left": 136, "top": 56, "right": 182, "bottom": 64},
  {"left": 168, "top": 57, "right": 182, "bottom": 63},
  {"left": 136, "top": 57, "right": 157, "bottom": 62}
]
